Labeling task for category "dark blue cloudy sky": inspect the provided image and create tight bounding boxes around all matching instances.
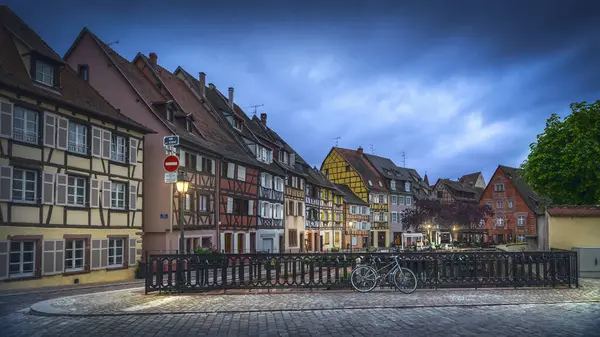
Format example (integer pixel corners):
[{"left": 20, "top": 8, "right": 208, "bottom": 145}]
[{"left": 7, "top": 0, "right": 600, "bottom": 183}]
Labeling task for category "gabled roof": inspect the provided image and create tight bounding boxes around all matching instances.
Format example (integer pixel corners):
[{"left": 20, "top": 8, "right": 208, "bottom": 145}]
[
  {"left": 0, "top": 10, "right": 151, "bottom": 133},
  {"left": 498, "top": 165, "right": 543, "bottom": 214},
  {"left": 364, "top": 153, "right": 412, "bottom": 181},
  {"left": 436, "top": 178, "right": 479, "bottom": 202},
  {"left": 335, "top": 184, "right": 368, "bottom": 206},
  {"left": 548, "top": 205, "right": 600, "bottom": 217},
  {"left": 459, "top": 172, "right": 481, "bottom": 186},
  {"left": 333, "top": 147, "right": 387, "bottom": 192}
]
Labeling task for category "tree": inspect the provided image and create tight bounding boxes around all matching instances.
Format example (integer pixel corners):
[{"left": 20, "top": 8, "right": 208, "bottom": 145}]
[
  {"left": 521, "top": 101, "right": 600, "bottom": 205},
  {"left": 400, "top": 199, "right": 493, "bottom": 232}
]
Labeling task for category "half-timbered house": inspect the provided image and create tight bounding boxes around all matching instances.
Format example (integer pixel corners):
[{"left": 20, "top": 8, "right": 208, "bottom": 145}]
[
  {"left": 65, "top": 30, "right": 235, "bottom": 254},
  {"left": 321, "top": 146, "right": 389, "bottom": 247},
  {"left": 335, "top": 184, "right": 370, "bottom": 249},
  {"left": 0, "top": 7, "right": 153, "bottom": 289},
  {"left": 303, "top": 170, "right": 322, "bottom": 252},
  {"left": 172, "top": 69, "right": 286, "bottom": 253}
]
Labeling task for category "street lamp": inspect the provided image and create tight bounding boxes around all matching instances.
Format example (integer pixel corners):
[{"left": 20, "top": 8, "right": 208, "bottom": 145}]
[{"left": 176, "top": 173, "right": 190, "bottom": 254}]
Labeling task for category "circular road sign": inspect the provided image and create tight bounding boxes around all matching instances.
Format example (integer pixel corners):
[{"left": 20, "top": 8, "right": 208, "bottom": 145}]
[{"left": 163, "top": 155, "right": 180, "bottom": 172}]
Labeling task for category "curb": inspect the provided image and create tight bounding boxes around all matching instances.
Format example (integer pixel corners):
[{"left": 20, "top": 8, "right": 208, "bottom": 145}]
[
  {"left": 29, "top": 298, "right": 600, "bottom": 317},
  {"left": 0, "top": 281, "right": 143, "bottom": 298}
]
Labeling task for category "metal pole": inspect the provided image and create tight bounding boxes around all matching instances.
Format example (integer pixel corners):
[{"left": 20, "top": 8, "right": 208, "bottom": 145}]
[{"left": 178, "top": 188, "right": 185, "bottom": 290}]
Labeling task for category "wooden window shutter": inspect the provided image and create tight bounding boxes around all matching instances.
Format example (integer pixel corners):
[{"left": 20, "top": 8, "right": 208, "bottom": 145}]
[
  {"left": 102, "top": 180, "right": 112, "bottom": 209},
  {"left": 179, "top": 149, "right": 186, "bottom": 167},
  {"left": 43, "top": 112, "right": 56, "bottom": 148},
  {"left": 129, "top": 237, "right": 137, "bottom": 266},
  {"left": 0, "top": 166, "right": 12, "bottom": 201},
  {"left": 0, "top": 240, "right": 8, "bottom": 280},
  {"left": 91, "top": 239, "right": 102, "bottom": 270},
  {"left": 196, "top": 155, "right": 202, "bottom": 171},
  {"left": 55, "top": 173, "right": 68, "bottom": 205},
  {"left": 101, "top": 129, "right": 111, "bottom": 159},
  {"left": 42, "top": 240, "right": 64, "bottom": 275},
  {"left": 100, "top": 239, "right": 108, "bottom": 268},
  {"left": 42, "top": 172, "right": 55, "bottom": 204},
  {"left": 0, "top": 99, "right": 13, "bottom": 138},
  {"left": 248, "top": 200, "right": 254, "bottom": 215},
  {"left": 56, "top": 116, "right": 68, "bottom": 150},
  {"left": 226, "top": 197, "right": 233, "bottom": 214},
  {"left": 227, "top": 163, "right": 235, "bottom": 179},
  {"left": 91, "top": 127, "right": 102, "bottom": 157},
  {"left": 210, "top": 159, "right": 215, "bottom": 175},
  {"left": 129, "top": 138, "right": 139, "bottom": 165},
  {"left": 89, "top": 179, "right": 100, "bottom": 208},
  {"left": 129, "top": 183, "right": 138, "bottom": 210}
]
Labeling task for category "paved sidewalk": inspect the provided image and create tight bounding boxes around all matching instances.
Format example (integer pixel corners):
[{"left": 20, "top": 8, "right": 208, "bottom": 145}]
[{"left": 30, "top": 279, "right": 600, "bottom": 316}]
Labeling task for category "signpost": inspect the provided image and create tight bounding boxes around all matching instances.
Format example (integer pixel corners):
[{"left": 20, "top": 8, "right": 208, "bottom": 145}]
[{"left": 163, "top": 155, "right": 180, "bottom": 173}]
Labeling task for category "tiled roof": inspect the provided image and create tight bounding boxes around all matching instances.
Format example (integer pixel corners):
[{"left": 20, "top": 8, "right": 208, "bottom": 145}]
[
  {"left": 334, "top": 147, "right": 387, "bottom": 192},
  {"left": 364, "top": 153, "right": 412, "bottom": 181},
  {"left": 0, "top": 9, "right": 152, "bottom": 133},
  {"left": 499, "top": 165, "right": 543, "bottom": 214},
  {"left": 335, "top": 184, "right": 368, "bottom": 206},
  {"left": 459, "top": 172, "right": 481, "bottom": 186},
  {"left": 548, "top": 205, "right": 600, "bottom": 217},
  {"left": 438, "top": 178, "right": 479, "bottom": 202}
]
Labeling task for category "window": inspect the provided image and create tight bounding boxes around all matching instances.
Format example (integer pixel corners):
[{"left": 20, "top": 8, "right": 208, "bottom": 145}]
[
  {"left": 368, "top": 180, "right": 372, "bottom": 186},
  {"left": 517, "top": 215, "right": 526, "bottom": 226},
  {"left": 496, "top": 200, "right": 504, "bottom": 209},
  {"left": 378, "top": 181, "right": 383, "bottom": 187},
  {"left": 237, "top": 166, "right": 246, "bottom": 181},
  {"left": 325, "top": 233, "right": 330, "bottom": 245},
  {"left": 65, "top": 239, "right": 85, "bottom": 271},
  {"left": 12, "top": 168, "right": 37, "bottom": 203},
  {"left": 202, "top": 157, "right": 213, "bottom": 173},
  {"left": 361, "top": 206, "right": 368, "bottom": 215},
  {"left": 108, "top": 238, "right": 124, "bottom": 267},
  {"left": 186, "top": 119, "right": 193, "bottom": 132},
  {"left": 335, "top": 232, "right": 340, "bottom": 243},
  {"left": 185, "top": 152, "right": 197, "bottom": 170},
  {"left": 391, "top": 195, "right": 397, "bottom": 205},
  {"left": 13, "top": 106, "right": 38, "bottom": 144},
  {"left": 325, "top": 169, "right": 329, "bottom": 176},
  {"left": 405, "top": 181, "right": 411, "bottom": 192},
  {"left": 508, "top": 200, "right": 514, "bottom": 208},
  {"left": 198, "top": 194, "right": 209, "bottom": 212},
  {"left": 391, "top": 212, "right": 398, "bottom": 223},
  {"left": 350, "top": 205, "right": 357, "bottom": 214},
  {"left": 390, "top": 180, "right": 396, "bottom": 190},
  {"left": 68, "top": 122, "right": 87, "bottom": 154},
  {"left": 297, "top": 201, "right": 303, "bottom": 216},
  {"left": 378, "top": 195, "right": 385, "bottom": 204},
  {"left": 111, "top": 182, "right": 126, "bottom": 209},
  {"left": 397, "top": 195, "right": 405, "bottom": 205},
  {"left": 289, "top": 229, "right": 298, "bottom": 246},
  {"left": 35, "top": 60, "right": 54, "bottom": 86},
  {"left": 185, "top": 193, "right": 192, "bottom": 211},
  {"left": 405, "top": 196, "right": 412, "bottom": 206},
  {"left": 9, "top": 240, "right": 35, "bottom": 277},
  {"left": 77, "top": 64, "right": 89, "bottom": 81},
  {"left": 437, "top": 191, "right": 443, "bottom": 198},
  {"left": 274, "top": 177, "right": 284, "bottom": 191},
  {"left": 67, "top": 176, "right": 86, "bottom": 206},
  {"left": 345, "top": 165, "right": 350, "bottom": 172},
  {"left": 166, "top": 109, "right": 173, "bottom": 122},
  {"left": 494, "top": 183, "right": 505, "bottom": 192},
  {"left": 486, "top": 201, "right": 492, "bottom": 207},
  {"left": 517, "top": 235, "right": 526, "bottom": 242},
  {"left": 496, "top": 217, "right": 503, "bottom": 226},
  {"left": 110, "top": 134, "right": 126, "bottom": 162}
]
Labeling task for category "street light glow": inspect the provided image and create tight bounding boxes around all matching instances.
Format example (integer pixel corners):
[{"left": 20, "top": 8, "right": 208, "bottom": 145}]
[{"left": 176, "top": 174, "right": 190, "bottom": 193}]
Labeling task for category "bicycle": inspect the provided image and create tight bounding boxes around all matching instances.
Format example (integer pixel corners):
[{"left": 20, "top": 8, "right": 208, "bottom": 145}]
[{"left": 350, "top": 255, "right": 418, "bottom": 293}]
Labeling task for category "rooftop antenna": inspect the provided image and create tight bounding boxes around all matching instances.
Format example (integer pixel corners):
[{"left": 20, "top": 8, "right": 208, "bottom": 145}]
[
  {"left": 369, "top": 144, "right": 375, "bottom": 154},
  {"left": 333, "top": 137, "right": 341, "bottom": 147},
  {"left": 107, "top": 40, "right": 119, "bottom": 47},
  {"left": 245, "top": 104, "right": 264, "bottom": 116},
  {"left": 400, "top": 151, "right": 406, "bottom": 167}
]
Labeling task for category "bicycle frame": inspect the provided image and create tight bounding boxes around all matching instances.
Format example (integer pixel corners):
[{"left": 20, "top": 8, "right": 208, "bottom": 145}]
[{"left": 366, "top": 256, "right": 405, "bottom": 286}]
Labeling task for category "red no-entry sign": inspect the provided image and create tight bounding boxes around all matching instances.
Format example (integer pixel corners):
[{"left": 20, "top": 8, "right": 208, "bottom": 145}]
[{"left": 163, "top": 155, "right": 180, "bottom": 172}]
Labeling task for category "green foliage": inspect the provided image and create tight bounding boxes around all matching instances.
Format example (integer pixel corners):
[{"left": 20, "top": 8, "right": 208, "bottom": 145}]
[{"left": 521, "top": 101, "right": 600, "bottom": 205}]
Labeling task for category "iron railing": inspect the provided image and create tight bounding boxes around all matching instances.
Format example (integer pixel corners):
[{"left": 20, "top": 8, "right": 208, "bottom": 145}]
[{"left": 144, "top": 250, "right": 578, "bottom": 294}]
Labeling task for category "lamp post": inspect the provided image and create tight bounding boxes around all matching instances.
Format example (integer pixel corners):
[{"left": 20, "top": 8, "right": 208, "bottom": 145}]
[
  {"left": 175, "top": 173, "right": 189, "bottom": 290},
  {"left": 425, "top": 224, "right": 432, "bottom": 246}
]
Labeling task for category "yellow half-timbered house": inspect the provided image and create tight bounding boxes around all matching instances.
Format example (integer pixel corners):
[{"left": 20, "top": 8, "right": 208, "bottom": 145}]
[{"left": 0, "top": 6, "right": 153, "bottom": 289}]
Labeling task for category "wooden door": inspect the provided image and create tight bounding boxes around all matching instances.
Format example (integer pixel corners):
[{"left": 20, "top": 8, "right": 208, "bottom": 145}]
[
  {"left": 279, "top": 235, "right": 284, "bottom": 253},
  {"left": 250, "top": 232, "right": 256, "bottom": 253},
  {"left": 225, "top": 233, "right": 232, "bottom": 253}
]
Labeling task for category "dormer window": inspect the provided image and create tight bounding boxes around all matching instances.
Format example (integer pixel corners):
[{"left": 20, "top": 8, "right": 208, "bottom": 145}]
[
  {"left": 405, "top": 181, "right": 411, "bottom": 192},
  {"left": 378, "top": 181, "right": 383, "bottom": 187},
  {"left": 186, "top": 119, "right": 192, "bottom": 132},
  {"left": 166, "top": 109, "right": 173, "bottom": 122},
  {"left": 390, "top": 180, "right": 396, "bottom": 190},
  {"left": 368, "top": 180, "right": 373, "bottom": 187},
  {"left": 35, "top": 60, "right": 54, "bottom": 86},
  {"left": 77, "top": 64, "right": 89, "bottom": 81}
]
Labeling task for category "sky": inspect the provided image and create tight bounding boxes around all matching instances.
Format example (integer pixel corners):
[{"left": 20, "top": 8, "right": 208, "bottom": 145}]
[{"left": 7, "top": 0, "right": 600, "bottom": 183}]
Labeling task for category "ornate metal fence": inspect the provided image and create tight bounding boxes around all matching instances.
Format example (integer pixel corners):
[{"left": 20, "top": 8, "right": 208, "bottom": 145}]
[{"left": 144, "top": 250, "right": 578, "bottom": 294}]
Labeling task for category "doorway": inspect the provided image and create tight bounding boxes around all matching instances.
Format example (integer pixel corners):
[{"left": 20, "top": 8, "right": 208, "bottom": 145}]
[
  {"left": 224, "top": 233, "right": 233, "bottom": 253},
  {"left": 378, "top": 232, "right": 386, "bottom": 247},
  {"left": 263, "top": 238, "right": 274, "bottom": 253},
  {"left": 250, "top": 232, "right": 256, "bottom": 253},
  {"left": 279, "top": 235, "right": 284, "bottom": 253},
  {"left": 237, "top": 233, "right": 244, "bottom": 253},
  {"left": 299, "top": 233, "right": 305, "bottom": 252}
]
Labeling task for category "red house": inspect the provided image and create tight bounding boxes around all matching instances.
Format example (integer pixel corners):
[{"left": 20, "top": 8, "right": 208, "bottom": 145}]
[{"left": 479, "top": 165, "right": 544, "bottom": 243}]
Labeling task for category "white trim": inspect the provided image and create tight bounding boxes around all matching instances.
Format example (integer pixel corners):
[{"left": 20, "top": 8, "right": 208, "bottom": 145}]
[
  {"left": 43, "top": 111, "right": 56, "bottom": 148},
  {"left": 0, "top": 166, "right": 13, "bottom": 202},
  {"left": 56, "top": 116, "right": 69, "bottom": 151},
  {"left": 41, "top": 172, "right": 55, "bottom": 205},
  {"left": 0, "top": 98, "right": 14, "bottom": 139}
]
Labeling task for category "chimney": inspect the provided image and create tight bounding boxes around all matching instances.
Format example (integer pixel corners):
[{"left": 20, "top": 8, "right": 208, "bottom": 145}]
[
  {"left": 357, "top": 146, "right": 364, "bottom": 155},
  {"left": 208, "top": 83, "right": 216, "bottom": 90},
  {"left": 228, "top": 87, "right": 234, "bottom": 109},
  {"left": 198, "top": 72, "right": 206, "bottom": 98},
  {"left": 260, "top": 113, "right": 267, "bottom": 125},
  {"left": 149, "top": 53, "right": 158, "bottom": 68}
]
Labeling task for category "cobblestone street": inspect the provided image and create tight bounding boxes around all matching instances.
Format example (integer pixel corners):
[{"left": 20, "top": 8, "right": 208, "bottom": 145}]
[{"left": 0, "top": 280, "right": 598, "bottom": 336}]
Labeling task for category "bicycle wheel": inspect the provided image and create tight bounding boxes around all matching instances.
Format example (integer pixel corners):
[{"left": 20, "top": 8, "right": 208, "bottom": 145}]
[
  {"left": 351, "top": 265, "right": 378, "bottom": 293},
  {"left": 393, "top": 267, "right": 417, "bottom": 294}
]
